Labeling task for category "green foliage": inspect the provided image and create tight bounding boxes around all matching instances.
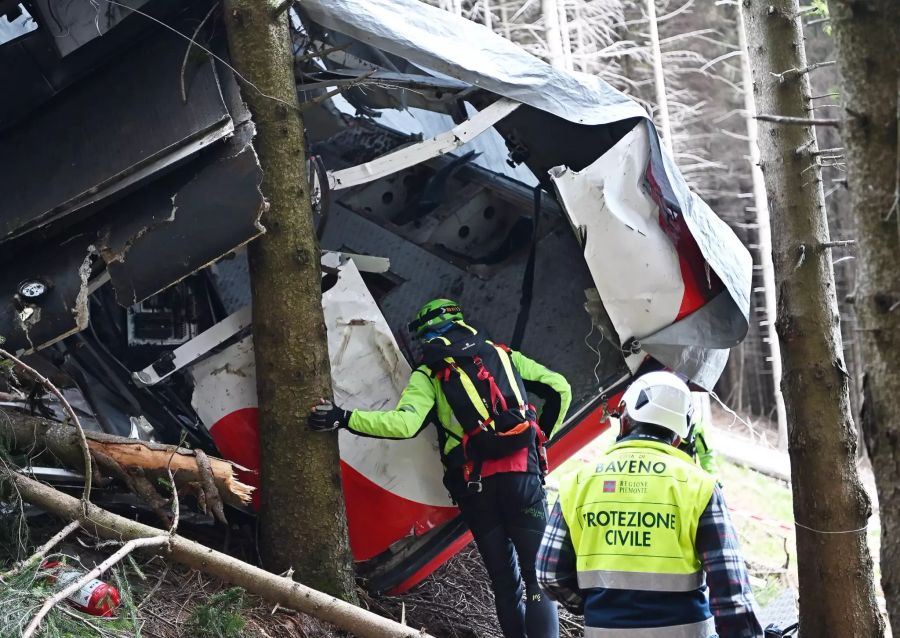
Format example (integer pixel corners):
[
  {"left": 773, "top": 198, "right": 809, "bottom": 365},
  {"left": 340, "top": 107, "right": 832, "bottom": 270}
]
[
  {"left": 0, "top": 555, "right": 140, "bottom": 638},
  {"left": 809, "top": 0, "right": 828, "bottom": 17},
  {"left": 805, "top": 0, "right": 832, "bottom": 34},
  {"left": 0, "top": 472, "right": 29, "bottom": 563},
  {"left": 185, "top": 587, "right": 247, "bottom": 638}
]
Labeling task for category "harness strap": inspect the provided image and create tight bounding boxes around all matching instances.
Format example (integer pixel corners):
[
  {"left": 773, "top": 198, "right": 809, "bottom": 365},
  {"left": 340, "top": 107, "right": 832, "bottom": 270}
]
[{"left": 474, "top": 355, "right": 509, "bottom": 414}]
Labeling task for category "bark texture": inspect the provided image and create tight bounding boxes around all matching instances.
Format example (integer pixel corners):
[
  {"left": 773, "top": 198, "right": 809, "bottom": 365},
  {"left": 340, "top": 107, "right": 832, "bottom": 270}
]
[
  {"left": 222, "top": 2, "right": 355, "bottom": 599},
  {"left": 742, "top": 1, "right": 883, "bottom": 635},
  {"left": 825, "top": 0, "right": 900, "bottom": 630},
  {"left": 9, "top": 473, "right": 432, "bottom": 638},
  {"left": 737, "top": 9, "right": 788, "bottom": 449},
  {"left": 0, "top": 409, "right": 252, "bottom": 506}
]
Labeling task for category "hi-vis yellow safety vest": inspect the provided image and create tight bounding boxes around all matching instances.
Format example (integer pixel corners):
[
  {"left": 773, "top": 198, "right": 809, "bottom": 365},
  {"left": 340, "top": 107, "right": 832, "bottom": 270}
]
[{"left": 558, "top": 439, "right": 717, "bottom": 635}]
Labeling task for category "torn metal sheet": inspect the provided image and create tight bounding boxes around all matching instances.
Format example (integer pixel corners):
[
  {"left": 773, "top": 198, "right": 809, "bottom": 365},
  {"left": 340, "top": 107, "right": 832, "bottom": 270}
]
[
  {"left": 329, "top": 96, "right": 538, "bottom": 187},
  {"left": 327, "top": 98, "right": 521, "bottom": 190},
  {"left": 97, "top": 130, "right": 265, "bottom": 305},
  {"left": 550, "top": 123, "right": 685, "bottom": 344},
  {"left": 0, "top": 5, "right": 35, "bottom": 45},
  {"left": 0, "top": 235, "right": 96, "bottom": 353},
  {"left": 188, "top": 259, "right": 455, "bottom": 561},
  {"left": 0, "top": 34, "right": 233, "bottom": 242},
  {"left": 134, "top": 306, "right": 252, "bottom": 387}
]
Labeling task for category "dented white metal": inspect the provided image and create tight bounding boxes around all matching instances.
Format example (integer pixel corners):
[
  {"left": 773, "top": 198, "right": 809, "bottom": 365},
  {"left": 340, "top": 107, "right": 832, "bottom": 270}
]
[{"left": 326, "top": 98, "right": 521, "bottom": 190}]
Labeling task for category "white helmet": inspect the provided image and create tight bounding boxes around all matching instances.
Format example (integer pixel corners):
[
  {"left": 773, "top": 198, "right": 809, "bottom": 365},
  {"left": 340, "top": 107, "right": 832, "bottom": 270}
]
[{"left": 619, "top": 371, "right": 693, "bottom": 439}]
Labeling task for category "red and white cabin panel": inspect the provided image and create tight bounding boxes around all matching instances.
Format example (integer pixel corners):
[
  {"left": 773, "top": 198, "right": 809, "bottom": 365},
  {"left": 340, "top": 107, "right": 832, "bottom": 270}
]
[{"left": 188, "top": 258, "right": 457, "bottom": 562}]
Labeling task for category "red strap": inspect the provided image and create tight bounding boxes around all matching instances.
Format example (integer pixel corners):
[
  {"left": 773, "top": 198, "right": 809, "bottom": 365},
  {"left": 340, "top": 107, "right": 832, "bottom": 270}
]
[{"left": 473, "top": 356, "right": 508, "bottom": 414}]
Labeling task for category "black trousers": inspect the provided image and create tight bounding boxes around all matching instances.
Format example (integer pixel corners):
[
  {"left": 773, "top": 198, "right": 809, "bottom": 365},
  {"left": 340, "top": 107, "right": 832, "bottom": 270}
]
[{"left": 457, "top": 472, "right": 560, "bottom": 638}]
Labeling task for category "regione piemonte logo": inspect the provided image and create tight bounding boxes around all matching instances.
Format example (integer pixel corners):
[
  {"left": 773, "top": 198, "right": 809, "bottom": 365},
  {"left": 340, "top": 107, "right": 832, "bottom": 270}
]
[{"left": 603, "top": 480, "right": 617, "bottom": 493}]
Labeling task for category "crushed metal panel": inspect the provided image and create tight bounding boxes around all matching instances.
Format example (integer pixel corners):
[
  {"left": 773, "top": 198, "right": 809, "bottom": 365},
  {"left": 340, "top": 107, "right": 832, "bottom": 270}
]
[
  {"left": 550, "top": 123, "right": 685, "bottom": 343},
  {"left": 0, "top": 33, "right": 233, "bottom": 242},
  {"left": 0, "top": 234, "right": 95, "bottom": 353},
  {"left": 188, "top": 259, "right": 456, "bottom": 560},
  {"left": 327, "top": 98, "right": 520, "bottom": 190},
  {"left": 0, "top": 4, "right": 36, "bottom": 45},
  {"left": 303, "top": 0, "right": 752, "bottom": 390},
  {"left": 97, "top": 129, "right": 266, "bottom": 305},
  {"left": 300, "top": 0, "right": 646, "bottom": 126}
]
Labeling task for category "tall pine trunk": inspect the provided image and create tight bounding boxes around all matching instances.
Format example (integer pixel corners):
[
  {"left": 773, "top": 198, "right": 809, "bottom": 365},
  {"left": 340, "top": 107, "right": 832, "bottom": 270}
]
[
  {"left": 826, "top": 0, "right": 900, "bottom": 629},
  {"left": 742, "top": 1, "right": 883, "bottom": 635},
  {"left": 543, "top": 0, "right": 566, "bottom": 68},
  {"left": 223, "top": 1, "right": 356, "bottom": 601},
  {"left": 646, "top": 0, "right": 673, "bottom": 155},
  {"left": 737, "top": 9, "right": 789, "bottom": 449}
]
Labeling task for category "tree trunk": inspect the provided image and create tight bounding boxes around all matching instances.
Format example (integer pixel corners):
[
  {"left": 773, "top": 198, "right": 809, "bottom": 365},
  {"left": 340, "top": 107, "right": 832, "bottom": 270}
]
[
  {"left": 222, "top": 2, "right": 356, "bottom": 600},
  {"left": 557, "top": 0, "right": 573, "bottom": 71},
  {"left": 542, "top": 0, "right": 566, "bottom": 69},
  {"left": 0, "top": 410, "right": 253, "bottom": 507},
  {"left": 737, "top": 8, "right": 789, "bottom": 449},
  {"left": 825, "top": 0, "right": 900, "bottom": 629},
  {"left": 9, "top": 473, "right": 432, "bottom": 638},
  {"left": 646, "top": 0, "right": 673, "bottom": 155},
  {"left": 742, "top": 1, "right": 884, "bottom": 636}
]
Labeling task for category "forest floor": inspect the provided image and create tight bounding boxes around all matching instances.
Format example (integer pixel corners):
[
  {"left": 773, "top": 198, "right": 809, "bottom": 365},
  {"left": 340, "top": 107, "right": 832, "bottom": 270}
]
[{"left": 1, "top": 408, "right": 882, "bottom": 638}]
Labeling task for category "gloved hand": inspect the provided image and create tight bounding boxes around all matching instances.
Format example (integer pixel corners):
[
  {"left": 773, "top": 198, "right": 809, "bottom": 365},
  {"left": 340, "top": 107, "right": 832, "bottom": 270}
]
[{"left": 308, "top": 399, "right": 351, "bottom": 432}]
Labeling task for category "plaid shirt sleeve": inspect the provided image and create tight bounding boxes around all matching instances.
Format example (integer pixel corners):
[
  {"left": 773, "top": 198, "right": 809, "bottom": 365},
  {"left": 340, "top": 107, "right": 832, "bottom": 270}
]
[
  {"left": 697, "top": 485, "right": 765, "bottom": 638},
  {"left": 536, "top": 500, "right": 584, "bottom": 614}
]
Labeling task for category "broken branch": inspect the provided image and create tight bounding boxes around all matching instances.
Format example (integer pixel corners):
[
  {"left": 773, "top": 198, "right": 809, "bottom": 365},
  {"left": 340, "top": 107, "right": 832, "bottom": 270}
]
[
  {"left": 756, "top": 114, "right": 841, "bottom": 127},
  {"left": 23, "top": 535, "right": 170, "bottom": 638},
  {"left": 811, "top": 147, "right": 844, "bottom": 156},
  {"left": 0, "top": 409, "right": 253, "bottom": 507},
  {"left": 819, "top": 239, "right": 856, "bottom": 249},
  {"left": 297, "top": 70, "right": 377, "bottom": 112},
  {"left": 271, "top": 0, "right": 292, "bottom": 19},
  {"left": 295, "top": 43, "right": 350, "bottom": 64},
  {"left": 772, "top": 60, "right": 835, "bottom": 82},
  {"left": 194, "top": 448, "right": 226, "bottom": 525},
  {"left": 10, "top": 473, "right": 434, "bottom": 638},
  {"left": 0, "top": 521, "right": 80, "bottom": 583},
  {"left": 0, "top": 348, "right": 92, "bottom": 508}
]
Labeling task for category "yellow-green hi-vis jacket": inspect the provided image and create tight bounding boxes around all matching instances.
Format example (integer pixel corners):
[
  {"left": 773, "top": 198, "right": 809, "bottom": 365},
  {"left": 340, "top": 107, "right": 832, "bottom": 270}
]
[
  {"left": 346, "top": 343, "right": 571, "bottom": 471},
  {"left": 558, "top": 439, "right": 718, "bottom": 637}
]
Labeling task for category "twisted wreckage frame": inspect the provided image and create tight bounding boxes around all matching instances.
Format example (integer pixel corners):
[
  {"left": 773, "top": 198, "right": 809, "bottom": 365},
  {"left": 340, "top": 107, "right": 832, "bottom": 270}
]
[{"left": 0, "top": 0, "right": 750, "bottom": 592}]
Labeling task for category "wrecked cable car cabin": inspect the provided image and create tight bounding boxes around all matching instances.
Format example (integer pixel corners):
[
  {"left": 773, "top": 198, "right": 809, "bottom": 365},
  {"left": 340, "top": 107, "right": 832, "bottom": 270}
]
[{"left": 0, "top": 0, "right": 751, "bottom": 592}]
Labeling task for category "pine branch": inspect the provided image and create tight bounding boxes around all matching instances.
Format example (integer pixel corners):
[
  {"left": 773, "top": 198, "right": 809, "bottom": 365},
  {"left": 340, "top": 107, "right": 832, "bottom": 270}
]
[
  {"left": 772, "top": 60, "right": 836, "bottom": 82},
  {"left": 23, "top": 535, "right": 171, "bottom": 638},
  {"left": 0, "top": 347, "right": 92, "bottom": 509},
  {"left": 756, "top": 114, "right": 841, "bottom": 127}
]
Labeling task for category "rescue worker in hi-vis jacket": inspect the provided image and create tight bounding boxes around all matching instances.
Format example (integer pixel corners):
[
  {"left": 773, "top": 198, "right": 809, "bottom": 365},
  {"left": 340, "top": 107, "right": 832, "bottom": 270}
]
[
  {"left": 537, "top": 371, "right": 763, "bottom": 638},
  {"left": 309, "top": 299, "right": 571, "bottom": 638}
]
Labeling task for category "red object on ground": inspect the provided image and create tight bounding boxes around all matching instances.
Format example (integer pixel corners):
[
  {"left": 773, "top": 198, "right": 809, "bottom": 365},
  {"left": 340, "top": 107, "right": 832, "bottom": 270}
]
[{"left": 41, "top": 561, "right": 122, "bottom": 617}]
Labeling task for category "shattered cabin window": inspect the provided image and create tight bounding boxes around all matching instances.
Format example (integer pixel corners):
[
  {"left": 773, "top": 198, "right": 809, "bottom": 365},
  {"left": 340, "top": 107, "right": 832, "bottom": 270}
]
[{"left": 0, "top": 4, "right": 37, "bottom": 45}]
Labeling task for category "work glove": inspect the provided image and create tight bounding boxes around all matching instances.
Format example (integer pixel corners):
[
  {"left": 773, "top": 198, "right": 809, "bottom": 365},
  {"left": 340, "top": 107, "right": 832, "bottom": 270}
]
[{"left": 308, "top": 399, "right": 351, "bottom": 432}]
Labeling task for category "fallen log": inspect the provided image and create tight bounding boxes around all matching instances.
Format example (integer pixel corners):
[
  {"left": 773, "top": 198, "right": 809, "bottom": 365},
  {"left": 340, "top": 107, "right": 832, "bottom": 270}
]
[
  {"left": 0, "top": 409, "right": 253, "bottom": 507},
  {"left": 9, "top": 473, "right": 431, "bottom": 638}
]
